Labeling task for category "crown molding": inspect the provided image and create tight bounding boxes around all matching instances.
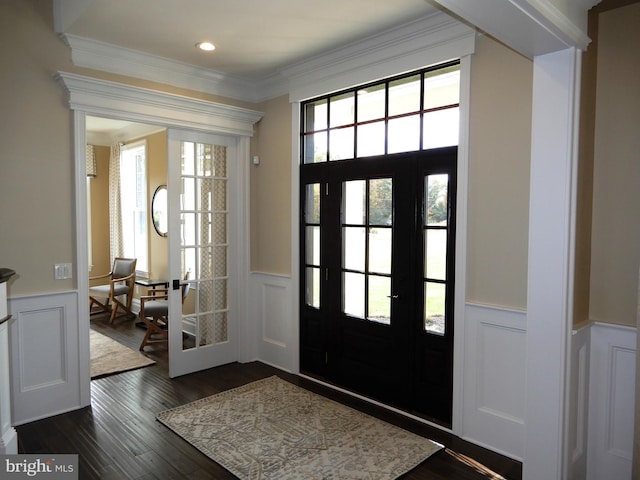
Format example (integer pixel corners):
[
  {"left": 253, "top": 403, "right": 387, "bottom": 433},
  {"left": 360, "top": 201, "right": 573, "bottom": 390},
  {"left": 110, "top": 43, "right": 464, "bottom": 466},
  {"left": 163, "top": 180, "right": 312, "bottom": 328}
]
[
  {"left": 62, "top": 34, "right": 262, "bottom": 103},
  {"left": 285, "top": 12, "right": 476, "bottom": 102},
  {"left": 60, "top": 11, "right": 474, "bottom": 104},
  {"left": 55, "top": 71, "right": 264, "bottom": 137},
  {"left": 432, "top": 0, "right": 593, "bottom": 59}
]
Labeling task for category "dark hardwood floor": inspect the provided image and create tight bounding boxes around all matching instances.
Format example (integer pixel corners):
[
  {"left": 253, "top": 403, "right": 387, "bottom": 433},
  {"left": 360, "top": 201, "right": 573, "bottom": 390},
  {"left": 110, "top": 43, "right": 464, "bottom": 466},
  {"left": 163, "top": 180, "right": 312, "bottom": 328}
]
[{"left": 16, "top": 315, "right": 522, "bottom": 479}]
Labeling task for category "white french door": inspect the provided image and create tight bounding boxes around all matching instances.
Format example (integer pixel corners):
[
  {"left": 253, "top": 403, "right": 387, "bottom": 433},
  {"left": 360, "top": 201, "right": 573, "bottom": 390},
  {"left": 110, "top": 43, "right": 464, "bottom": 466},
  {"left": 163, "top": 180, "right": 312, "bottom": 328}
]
[{"left": 167, "top": 129, "right": 238, "bottom": 378}]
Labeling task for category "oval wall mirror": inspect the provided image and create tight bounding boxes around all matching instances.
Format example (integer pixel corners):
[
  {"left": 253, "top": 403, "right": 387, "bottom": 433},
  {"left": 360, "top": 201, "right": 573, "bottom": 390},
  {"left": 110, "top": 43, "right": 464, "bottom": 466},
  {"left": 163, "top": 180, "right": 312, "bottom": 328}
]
[{"left": 151, "top": 185, "right": 168, "bottom": 237}]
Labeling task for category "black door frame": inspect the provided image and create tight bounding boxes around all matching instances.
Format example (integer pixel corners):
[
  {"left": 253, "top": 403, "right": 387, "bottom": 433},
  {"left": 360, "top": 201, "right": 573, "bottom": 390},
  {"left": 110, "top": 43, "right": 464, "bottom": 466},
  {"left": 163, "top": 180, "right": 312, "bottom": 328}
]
[{"left": 300, "top": 146, "right": 457, "bottom": 426}]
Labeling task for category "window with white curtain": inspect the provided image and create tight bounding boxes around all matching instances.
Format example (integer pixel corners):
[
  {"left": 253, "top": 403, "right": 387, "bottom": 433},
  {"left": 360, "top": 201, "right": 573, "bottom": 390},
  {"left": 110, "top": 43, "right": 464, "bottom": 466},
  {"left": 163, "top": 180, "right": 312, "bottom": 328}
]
[{"left": 120, "top": 140, "right": 148, "bottom": 275}]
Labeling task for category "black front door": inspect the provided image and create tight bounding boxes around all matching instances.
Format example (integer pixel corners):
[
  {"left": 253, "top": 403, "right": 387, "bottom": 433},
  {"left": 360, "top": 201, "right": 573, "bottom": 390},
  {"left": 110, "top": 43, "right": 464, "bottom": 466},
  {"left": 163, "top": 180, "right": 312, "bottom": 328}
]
[{"left": 300, "top": 146, "right": 456, "bottom": 426}]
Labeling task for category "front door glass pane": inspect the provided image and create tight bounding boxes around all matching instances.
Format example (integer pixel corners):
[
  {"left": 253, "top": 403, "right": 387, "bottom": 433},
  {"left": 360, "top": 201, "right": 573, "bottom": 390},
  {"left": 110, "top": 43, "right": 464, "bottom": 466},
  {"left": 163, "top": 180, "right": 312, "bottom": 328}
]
[
  {"left": 343, "top": 227, "right": 365, "bottom": 271},
  {"left": 368, "top": 275, "right": 391, "bottom": 324},
  {"left": 342, "top": 178, "right": 393, "bottom": 324},
  {"left": 343, "top": 180, "right": 366, "bottom": 224},
  {"left": 344, "top": 271, "right": 365, "bottom": 318},
  {"left": 368, "top": 228, "right": 391, "bottom": 275}
]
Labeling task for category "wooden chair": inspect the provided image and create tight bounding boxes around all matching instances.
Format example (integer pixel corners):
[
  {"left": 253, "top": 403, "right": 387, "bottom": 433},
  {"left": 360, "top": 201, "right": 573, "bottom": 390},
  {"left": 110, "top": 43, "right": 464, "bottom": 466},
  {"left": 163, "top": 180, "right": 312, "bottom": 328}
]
[
  {"left": 138, "top": 275, "right": 190, "bottom": 351},
  {"left": 89, "top": 257, "right": 137, "bottom": 324}
]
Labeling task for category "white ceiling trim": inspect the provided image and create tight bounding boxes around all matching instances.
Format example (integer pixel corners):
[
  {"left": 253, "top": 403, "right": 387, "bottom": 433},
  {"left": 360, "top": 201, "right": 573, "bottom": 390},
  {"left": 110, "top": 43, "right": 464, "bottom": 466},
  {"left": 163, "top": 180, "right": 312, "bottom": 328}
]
[
  {"left": 61, "top": 11, "right": 474, "bottom": 104},
  {"left": 285, "top": 12, "right": 476, "bottom": 102},
  {"left": 86, "top": 123, "right": 166, "bottom": 146},
  {"left": 62, "top": 34, "right": 262, "bottom": 103},
  {"left": 432, "top": 0, "right": 594, "bottom": 58},
  {"left": 55, "top": 71, "right": 264, "bottom": 137}
]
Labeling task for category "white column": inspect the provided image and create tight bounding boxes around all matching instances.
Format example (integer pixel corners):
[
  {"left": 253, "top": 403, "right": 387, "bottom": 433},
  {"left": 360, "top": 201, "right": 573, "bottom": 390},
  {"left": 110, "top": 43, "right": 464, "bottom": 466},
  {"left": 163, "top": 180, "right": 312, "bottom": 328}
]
[
  {"left": 0, "top": 272, "right": 17, "bottom": 454},
  {"left": 524, "top": 47, "right": 581, "bottom": 480}
]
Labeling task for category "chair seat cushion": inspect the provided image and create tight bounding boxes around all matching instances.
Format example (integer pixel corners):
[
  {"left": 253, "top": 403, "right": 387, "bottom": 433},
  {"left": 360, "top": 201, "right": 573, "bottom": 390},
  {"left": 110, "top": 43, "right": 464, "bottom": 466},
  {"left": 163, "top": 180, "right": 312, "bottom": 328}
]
[
  {"left": 90, "top": 284, "right": 131, "bottom": 297},
  {"left": 143, "top": 300, "right": 168, "bottom": 317}
]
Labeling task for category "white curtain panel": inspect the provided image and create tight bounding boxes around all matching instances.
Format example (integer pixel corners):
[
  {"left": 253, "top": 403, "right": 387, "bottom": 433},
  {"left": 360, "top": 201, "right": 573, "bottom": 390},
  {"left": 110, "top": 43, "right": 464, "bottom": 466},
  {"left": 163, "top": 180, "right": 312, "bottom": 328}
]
[{"left": 109, "top": 143, "right": 123, "bottom": 263}]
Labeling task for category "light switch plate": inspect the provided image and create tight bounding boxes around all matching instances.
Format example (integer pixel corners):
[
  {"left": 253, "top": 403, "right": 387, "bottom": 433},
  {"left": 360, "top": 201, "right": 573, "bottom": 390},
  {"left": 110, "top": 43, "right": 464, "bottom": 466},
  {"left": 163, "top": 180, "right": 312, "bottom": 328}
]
[{"left": 54, "top": 263, "right": 73, "bottom": 280}]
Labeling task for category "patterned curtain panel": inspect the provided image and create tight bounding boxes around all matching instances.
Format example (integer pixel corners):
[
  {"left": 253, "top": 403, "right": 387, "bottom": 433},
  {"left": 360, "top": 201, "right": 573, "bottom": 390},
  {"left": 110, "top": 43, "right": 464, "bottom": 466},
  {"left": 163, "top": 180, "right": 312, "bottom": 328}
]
[
  {"left": 109, "top": 143, "right": 123, "bottom": 263},
  {"left": 196, "top": 144, "right": 228, "bottom": 346}
]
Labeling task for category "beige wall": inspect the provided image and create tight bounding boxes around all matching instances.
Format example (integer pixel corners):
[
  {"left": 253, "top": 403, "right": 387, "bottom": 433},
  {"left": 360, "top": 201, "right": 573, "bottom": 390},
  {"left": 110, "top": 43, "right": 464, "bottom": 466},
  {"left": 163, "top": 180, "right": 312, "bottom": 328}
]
[
  {"left": 145, "top": 131, "right": 169, "bottom": 280},
  {"left": 0, "top": 0, "right": 254, "bottom": 296},
  {"left": 89, "top": 146, "right": 111, "bottom": 280},
  {"left": 250, "top": 95, "right": 292, "bottom": 275},
  {"left": 0, "top": 0, "right": 76, "bottom": 294},
  {"left": 466, "top": 35, "right": 533, "bottom": 309},
  {"left": 9, "top": 0, "right": 636, "bottom": 327},
  {"left": 589, "top": 2, "right": 640, "bottom": 327}
]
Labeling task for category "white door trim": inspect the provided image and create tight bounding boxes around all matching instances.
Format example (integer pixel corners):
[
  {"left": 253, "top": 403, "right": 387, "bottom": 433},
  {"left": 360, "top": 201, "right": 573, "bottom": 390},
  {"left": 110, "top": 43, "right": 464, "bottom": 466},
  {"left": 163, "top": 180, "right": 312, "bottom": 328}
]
[{"left": 57, "top": 72, "right": 263, "bottom": 406}]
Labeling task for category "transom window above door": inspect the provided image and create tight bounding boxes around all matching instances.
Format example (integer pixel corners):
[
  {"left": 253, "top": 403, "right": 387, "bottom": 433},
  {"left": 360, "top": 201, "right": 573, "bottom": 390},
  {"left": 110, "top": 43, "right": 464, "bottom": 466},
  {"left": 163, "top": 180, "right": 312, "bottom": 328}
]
[{"left": 301, "top": 61, "right": 460, "bottom": 163}]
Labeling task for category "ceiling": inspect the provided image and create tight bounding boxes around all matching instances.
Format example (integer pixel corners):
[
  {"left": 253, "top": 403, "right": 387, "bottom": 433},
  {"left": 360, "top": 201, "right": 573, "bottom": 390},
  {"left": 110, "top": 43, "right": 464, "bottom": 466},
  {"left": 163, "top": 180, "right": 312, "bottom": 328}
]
[
  {"left": 59, "top": 0, "right": 440, "bottom": 80},
  {"left": 61, "top": 0, "right": 441, "bottom": 139}
]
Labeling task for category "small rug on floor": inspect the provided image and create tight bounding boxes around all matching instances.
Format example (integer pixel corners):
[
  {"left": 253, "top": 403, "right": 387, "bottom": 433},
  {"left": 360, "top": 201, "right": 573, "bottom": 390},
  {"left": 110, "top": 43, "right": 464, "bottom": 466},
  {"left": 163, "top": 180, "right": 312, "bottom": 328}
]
[
  {"left": 156, "top": 376, "right": 443, "bottom": 480},
  {"left": 90, "top": 330, "right": 155, "bottom": 378}
]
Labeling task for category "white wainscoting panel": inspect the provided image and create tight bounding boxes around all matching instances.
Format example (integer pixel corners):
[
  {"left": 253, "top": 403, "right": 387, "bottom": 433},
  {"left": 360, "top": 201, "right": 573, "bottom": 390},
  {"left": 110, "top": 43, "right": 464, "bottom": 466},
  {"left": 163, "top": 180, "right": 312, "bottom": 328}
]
[
  {"left": 568, "top": 324, "right": 590, "bottom": 480},
  {"left": 8, "top": 291, "right": 83, "bottom": 425},
  {"left": 462, "top": 303, "right": 527, "bottom": 460},
  {"left": 587, "top": 322, "right": 636, "bottom": 480},
  {"left": 250, "top": 273, "right": 294, "bottom": 372}
]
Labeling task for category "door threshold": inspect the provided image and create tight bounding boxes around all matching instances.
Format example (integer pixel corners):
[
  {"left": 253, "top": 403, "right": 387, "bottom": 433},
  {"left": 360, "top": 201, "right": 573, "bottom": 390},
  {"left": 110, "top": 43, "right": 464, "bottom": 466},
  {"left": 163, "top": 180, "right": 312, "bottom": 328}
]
[{"left": 298, "top": 372, "right": 453, "bottom": 434}]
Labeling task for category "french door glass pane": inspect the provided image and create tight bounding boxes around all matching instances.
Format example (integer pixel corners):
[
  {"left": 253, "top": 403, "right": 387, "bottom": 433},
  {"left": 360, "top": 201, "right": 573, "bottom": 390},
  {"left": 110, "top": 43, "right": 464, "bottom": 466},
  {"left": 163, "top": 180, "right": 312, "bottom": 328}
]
[
  {"left": 180, "top": 141, "right": 228, "bottom": 351},
  {"left": 356, "top": 121, "right": 385, "bottom": 158},
  {"left": 368, "top": 275, "right": 391, "bottom": 323},
  {"left": 214, "top": 246, "right": 227, "bottom": 276},
  {"left": 181, "top": 178, "right": 195, "bottom": 210},
  {"left": 388, "top": 115, "right": 420, "bottom": 154},
  {"left": 344, "top": 271, "right": 365, "bottom": 318},
  {"left": 424, "top": 281, "right": 445, "bottom": 335}
]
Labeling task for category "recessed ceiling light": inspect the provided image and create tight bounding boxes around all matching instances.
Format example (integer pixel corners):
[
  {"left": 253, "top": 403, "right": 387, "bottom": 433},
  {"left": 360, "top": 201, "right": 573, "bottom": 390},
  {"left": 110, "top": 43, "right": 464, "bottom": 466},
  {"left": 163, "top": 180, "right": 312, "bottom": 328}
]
[{"left": 196, "top": 41, "right": 216, "bottom": 52}]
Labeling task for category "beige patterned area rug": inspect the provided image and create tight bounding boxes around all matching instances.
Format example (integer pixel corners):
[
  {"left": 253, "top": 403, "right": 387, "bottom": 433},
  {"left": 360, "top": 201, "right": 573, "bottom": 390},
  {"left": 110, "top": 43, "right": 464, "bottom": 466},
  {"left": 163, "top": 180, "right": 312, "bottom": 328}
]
[
  {"left": 90, "top": 330, "right": 155, "bottom": 378},
  {"left": 157, "top": 376, "right": 443, "bottom": 479}
]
